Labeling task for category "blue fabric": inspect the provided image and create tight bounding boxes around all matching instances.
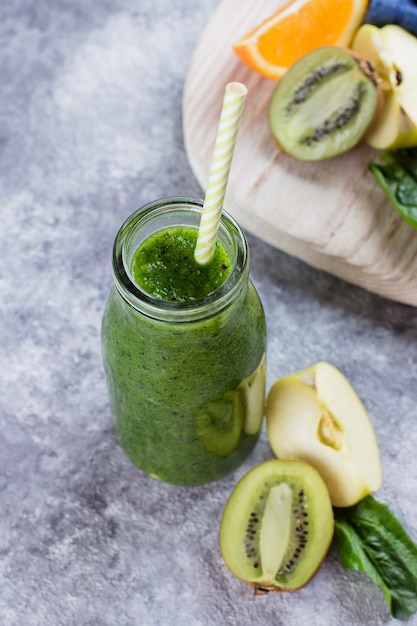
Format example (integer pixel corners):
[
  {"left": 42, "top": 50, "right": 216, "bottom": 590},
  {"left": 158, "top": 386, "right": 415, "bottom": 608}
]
[{"left": 366, "top": 0, "right": 417, "bottom": 35}]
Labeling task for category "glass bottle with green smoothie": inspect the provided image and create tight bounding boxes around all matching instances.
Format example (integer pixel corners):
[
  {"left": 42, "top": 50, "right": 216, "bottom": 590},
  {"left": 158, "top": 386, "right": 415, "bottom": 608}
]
[{"left": 101, "top": 197, "right": 266, "bottom": 486}]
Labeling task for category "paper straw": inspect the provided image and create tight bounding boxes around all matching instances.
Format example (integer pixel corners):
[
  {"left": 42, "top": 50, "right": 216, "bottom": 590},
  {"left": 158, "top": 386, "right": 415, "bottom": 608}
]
[{"left": 194, "top": 82, "right": 248, "bottom": 265}]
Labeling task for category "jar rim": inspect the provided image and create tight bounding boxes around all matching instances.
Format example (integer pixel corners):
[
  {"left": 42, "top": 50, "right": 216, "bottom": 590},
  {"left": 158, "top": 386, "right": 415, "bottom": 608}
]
[{"left": 112, "top": 196, "right": 250, "bottom": 322}]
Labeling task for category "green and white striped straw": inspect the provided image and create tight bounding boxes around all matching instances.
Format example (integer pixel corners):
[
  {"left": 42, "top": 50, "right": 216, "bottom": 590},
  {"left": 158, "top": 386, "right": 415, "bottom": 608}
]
[{"left": 194, "top": 82, "right": 248, "bottom": 266}]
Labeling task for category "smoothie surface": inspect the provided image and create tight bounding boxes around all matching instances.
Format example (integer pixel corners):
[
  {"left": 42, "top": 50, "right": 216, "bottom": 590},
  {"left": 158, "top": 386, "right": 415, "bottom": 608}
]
[{"left": 131, "top": 226, "right": 232, "bottom": 302}]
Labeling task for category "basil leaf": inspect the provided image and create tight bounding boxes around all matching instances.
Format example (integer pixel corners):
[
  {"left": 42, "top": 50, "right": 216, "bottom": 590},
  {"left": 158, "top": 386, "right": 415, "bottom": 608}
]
[
  {"left": 333, "top": 496, "right": 417, "bottom": 620},
  {"left": 370, "top": 148, "right": 417, "bottom": 231}
]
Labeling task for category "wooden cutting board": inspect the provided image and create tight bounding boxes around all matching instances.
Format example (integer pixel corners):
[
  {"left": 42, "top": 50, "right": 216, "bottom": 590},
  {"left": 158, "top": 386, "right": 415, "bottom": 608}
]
[{"left": 183, "top": 0, "right": 417, "bottom": 307}]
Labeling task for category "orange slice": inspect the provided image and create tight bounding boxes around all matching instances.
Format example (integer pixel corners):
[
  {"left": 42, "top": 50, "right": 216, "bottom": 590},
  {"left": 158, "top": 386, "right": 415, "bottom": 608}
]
[{"left": 233, "top": 0, "right": 369, "bottom": 80}]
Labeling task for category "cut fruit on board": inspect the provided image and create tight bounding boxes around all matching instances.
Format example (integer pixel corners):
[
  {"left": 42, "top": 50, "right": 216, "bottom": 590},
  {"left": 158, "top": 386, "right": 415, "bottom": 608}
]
[
  {"left": 233, "top": 0, "right": 368, "bottom": 80},
  {"left": 183, "top": 0, "right": 417, "bottom": 306}
]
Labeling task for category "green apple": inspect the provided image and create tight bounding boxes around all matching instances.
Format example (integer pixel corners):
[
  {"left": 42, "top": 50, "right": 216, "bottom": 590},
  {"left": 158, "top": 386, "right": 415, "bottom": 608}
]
[
  {"left": 265, "top": 361, "right": 382, "bottom": 507},
  {"left": 351, "top": 24, "right": 417, "bottom": 149},
  {"left": 364, "top": 89, "right": 417, "bottom": 150}
]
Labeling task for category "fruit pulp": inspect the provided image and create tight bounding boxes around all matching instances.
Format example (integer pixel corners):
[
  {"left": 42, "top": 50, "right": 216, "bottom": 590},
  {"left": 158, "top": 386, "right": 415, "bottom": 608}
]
[{"left": 102, "top": 222, "right": 266, "bottom": 485}]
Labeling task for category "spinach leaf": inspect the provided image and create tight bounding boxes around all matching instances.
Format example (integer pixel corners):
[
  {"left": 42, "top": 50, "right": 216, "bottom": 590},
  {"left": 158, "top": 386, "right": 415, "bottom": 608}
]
[
  {"left": 333, "top": 495, "right": 417, "bottom": 619},
  {"left": 370, "top": 148, "right": 417, "bottom": 231},
  {"left": 390, "top": 148, "right": 417, "bottom": 179}
]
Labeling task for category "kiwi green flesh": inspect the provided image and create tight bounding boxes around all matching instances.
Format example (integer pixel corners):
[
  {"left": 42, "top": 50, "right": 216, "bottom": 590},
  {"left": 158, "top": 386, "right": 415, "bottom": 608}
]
[
  {"left": 196, "top": 389, "right": 243, "bottom": 457},
  {"left": 219, "top": 459, "right": 334, "bottom": 591},
  {"left": 268, "top": 47, "right": 378, "bottom": 161},
  {"left": 259, "top": 483, "right": 293, "bottom": 586}
]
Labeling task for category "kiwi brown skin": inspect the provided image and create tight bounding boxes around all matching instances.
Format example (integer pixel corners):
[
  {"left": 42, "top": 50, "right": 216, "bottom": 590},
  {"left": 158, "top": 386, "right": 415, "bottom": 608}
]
[
  {"left": 219, "top": 458, "right": 334, "bottom": 594},
  {"left": 268, "top": 46, "right": 384, "bottom": 162}
]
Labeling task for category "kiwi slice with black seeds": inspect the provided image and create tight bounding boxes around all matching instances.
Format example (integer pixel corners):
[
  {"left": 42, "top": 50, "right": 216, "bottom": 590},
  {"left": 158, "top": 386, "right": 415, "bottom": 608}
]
[
  {"left": 268, "top": 46, "right": 380, "bottom": 161},
  {"left": 219, "top": 459, "right": 333, "bottom": 592}
]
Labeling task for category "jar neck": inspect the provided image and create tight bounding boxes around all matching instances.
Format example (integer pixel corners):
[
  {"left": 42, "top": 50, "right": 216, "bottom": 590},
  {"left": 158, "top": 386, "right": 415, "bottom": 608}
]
[{"left": 112, "top": 197, "right": 250, "bottom": 322}]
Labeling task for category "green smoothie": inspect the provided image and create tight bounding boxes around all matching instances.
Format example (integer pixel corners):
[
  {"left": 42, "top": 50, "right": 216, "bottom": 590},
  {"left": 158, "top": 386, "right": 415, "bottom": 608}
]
[
  {"left": 131, "top": 226, "right": 231, "bottom": 302},
  {"left": 101, "top": 200, "right": 266, "bottom": 485}
]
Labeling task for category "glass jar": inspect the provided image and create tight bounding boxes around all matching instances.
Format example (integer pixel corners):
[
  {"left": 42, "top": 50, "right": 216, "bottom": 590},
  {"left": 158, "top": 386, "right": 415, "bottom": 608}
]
[{"left": 101, "top": 197, "right": 266, "bottom": 485}]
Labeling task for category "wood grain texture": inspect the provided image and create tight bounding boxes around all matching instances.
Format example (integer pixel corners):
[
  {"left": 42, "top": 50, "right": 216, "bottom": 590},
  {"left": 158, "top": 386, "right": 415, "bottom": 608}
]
[{"left": 183, "top": 0, "right": 417, "bottom": 306}]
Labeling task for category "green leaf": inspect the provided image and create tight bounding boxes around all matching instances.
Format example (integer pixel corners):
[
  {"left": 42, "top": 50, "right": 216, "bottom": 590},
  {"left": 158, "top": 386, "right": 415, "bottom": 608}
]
[
  {"left": 370, "top": 148, "right": 417, "bottom": 231},
  {"left": 333, "top": 516, "right": 392, "bottom": 610},
  {"left": 389, "top": 148, "right": 417, "bottom": 179},
  {"left": 333, "top": 496, "right": 417, "bottom": 620}
]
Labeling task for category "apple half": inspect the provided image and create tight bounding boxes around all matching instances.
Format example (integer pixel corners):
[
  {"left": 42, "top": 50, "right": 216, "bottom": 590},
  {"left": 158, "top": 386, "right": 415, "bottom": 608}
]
[
  {"left": 351, "top": 24, "right": 417, "bottom": 150},
  {"left": 265, "top": 361, "right": 382, "bottom": 507},
  {"left": 363, "top": 90, "right": 417, "bottom": 150}
]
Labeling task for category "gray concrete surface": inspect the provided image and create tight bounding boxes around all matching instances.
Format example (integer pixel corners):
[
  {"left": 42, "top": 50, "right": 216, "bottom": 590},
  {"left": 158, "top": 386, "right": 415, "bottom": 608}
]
[{"left": 1, "top": 1, "right": 417, "bottom": 625}]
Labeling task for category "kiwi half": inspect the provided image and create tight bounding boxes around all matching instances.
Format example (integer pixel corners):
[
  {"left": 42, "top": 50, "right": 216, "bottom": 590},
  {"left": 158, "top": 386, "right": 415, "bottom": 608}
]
[
  {"left": 219, "top": 459, "right": 333, "bottom": 592},
  {"left": 196, "top": 390, "right": 243, "bottom": 456},
  {"left": 268, "top": 46, "right": 380, "bottom": 161}
]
